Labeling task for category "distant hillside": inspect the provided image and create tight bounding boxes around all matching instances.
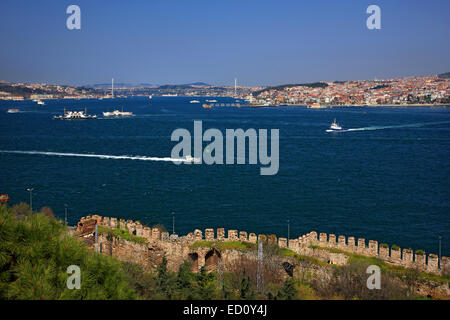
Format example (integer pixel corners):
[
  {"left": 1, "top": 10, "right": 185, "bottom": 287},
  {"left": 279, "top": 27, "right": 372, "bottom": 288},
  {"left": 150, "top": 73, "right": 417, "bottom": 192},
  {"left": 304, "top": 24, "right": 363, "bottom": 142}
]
[
  {"left": 157, "top": 82, "right": 211, "bottom": 90},
  {"left": 88, "top": 83, "right": 158, "bottom": 89},
  {"left": 87, "top": 82, "right": 210, "bottom": 89},
  {"left": 438, "top": 72, "right": 450, "bottom": 79},
  {"left": 184, "top": 82, "right": 210, "bottom": 86},
  {"left": 253, "top": 82, "right": 328, "bottom": 96}
]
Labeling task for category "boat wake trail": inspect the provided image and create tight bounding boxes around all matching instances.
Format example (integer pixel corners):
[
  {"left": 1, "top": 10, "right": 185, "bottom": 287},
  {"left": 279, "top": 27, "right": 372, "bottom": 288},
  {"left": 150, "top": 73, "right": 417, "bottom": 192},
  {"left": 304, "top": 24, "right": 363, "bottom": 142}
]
[
  {"left": 338, "top": 121, "right": 450, "bottom": 133},
  {"left": 0, "top": 150, "right": 199, "bottom": 163}
]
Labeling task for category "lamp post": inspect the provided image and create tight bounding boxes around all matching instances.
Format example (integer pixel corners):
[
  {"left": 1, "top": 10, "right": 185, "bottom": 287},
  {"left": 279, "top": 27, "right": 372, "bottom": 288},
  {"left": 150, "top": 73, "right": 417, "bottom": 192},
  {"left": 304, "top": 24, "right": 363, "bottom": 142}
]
[
  {"left": 26, "top": 188, "right": 33, "bottom": 211},
  {"left": 172, "top": 212, "right": 175, "bottom": 235},
  {"left": 287, "top": 219, "right": 290, "bottom": 247},
  {"left": 64, "top": 204, "right": 68, "bottom": 226}
]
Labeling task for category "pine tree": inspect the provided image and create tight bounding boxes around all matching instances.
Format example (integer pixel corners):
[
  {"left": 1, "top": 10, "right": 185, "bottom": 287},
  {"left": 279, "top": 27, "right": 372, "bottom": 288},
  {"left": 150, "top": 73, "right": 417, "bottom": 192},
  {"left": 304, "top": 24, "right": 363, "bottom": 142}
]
[
  {"left": 276, "top": 278, "right": 298, "bottom": 300},
  {"left": 239, "top": 270, "right": 255, "bottom": 299}
]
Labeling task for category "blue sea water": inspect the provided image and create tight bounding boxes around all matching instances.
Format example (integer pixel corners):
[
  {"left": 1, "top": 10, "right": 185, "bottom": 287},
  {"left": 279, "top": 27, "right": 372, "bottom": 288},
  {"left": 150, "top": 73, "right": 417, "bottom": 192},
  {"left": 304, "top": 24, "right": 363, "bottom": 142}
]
[{"left": 1, "top": 97, "right": 449, "bottom": 255}]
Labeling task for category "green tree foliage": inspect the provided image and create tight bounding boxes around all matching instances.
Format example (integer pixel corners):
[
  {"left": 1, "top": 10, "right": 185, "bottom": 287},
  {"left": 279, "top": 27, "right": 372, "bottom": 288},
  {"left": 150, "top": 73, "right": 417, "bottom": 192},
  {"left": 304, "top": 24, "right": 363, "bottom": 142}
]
[
  {"left": 276, "top": 278, "right": 298, "bottom": 300},
  {"left": 239, "top": 270, "right": 255, "bottom": 300},
  {"left": 154, "top": 256, "right": 177, "bottom": 299},
  {"left": 0, "top": 203, "right": 136, "bottom": 299}
]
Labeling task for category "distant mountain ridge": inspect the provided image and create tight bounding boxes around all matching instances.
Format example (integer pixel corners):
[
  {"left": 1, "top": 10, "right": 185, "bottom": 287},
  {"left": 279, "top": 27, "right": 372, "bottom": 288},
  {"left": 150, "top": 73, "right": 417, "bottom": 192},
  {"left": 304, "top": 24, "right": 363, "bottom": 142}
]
[
  {"left": 87, "top": 82, "right": 211, "bottom": 89},
  {"left": 438, "top": 72, "right": 450, "bottom": 79},
  {"left": 88, "top": 83, "right": 158, "bottom": 89}
]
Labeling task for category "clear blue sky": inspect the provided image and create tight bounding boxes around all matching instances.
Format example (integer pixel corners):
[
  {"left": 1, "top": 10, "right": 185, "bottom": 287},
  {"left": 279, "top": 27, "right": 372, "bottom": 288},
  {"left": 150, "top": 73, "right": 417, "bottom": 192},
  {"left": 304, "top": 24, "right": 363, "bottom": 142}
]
[{"left": 0, "top": 0, "right": 449, "bottom": 86}]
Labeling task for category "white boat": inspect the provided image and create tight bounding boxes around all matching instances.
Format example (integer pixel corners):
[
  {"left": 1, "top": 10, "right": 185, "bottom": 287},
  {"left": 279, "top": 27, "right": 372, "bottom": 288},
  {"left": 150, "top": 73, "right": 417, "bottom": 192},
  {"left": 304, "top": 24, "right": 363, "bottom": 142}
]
[
  {"left": 326, "top": 119, "right": 345, "bottom": 132},
  {"left": 37, "top": 100, "right": 45, "bottom": 105},
  {"left": 206, "top": 99, "right": 217, "bottom": 103},
  {"left": 149, "top": 95, "right": 153, "bottom": 99},
  {"left": 7, "top": 109, "right": 20, "bottom": 113},
  {"left": 53, "top": 108, "right": 97, "bottom": 120},
  {"left": 190, "top": 100, "right": 200, "bottom": 103},
  {"left": 102, "top": 107, "right": 133, "bottom": 117},
  {"left": 184, "top": 155, "right": 201, "bottom": 163}
]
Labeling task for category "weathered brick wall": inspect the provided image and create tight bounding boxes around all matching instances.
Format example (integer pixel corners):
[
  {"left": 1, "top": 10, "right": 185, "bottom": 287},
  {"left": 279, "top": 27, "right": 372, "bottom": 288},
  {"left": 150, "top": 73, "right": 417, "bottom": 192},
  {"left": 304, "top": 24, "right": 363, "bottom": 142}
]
[{"left": 77, "top": 216, "right": 448, "bottom": 275}]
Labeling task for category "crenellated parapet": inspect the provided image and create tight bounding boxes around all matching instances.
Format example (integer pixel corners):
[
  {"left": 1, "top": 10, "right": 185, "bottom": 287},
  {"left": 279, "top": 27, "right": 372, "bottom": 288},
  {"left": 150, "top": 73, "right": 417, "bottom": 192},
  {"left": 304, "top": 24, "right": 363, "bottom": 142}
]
[
  {"left": 305, "top": 231, "right": 448, "bottom": 275},
  {"left": 75, "top": 216, "right": 449, "bottom": 276}
]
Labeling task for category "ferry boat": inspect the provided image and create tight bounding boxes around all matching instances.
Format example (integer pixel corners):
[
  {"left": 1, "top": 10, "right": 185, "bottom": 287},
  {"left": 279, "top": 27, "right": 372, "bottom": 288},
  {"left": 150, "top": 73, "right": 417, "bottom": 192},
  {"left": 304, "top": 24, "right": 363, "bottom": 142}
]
[
  {"left": 326, "top": 119, "right": 344, "bottom": 132},
  {"left": 53, "top": 108, "right": 97, "bottom": 120},
  {"left": 37, "top": 100, "right": 45, "bottom": 105},
  {"left": 190, "top": 100, "right": 200, "bottom": 103},
  {"left": 7, "top": 109, "right": 20, "bottom": 113},
  {"left": 206, "top": 99, "right": 217, "bottom": 103},
  {"left": 102, "top": 107, "right": 133, "bottom": 117}
]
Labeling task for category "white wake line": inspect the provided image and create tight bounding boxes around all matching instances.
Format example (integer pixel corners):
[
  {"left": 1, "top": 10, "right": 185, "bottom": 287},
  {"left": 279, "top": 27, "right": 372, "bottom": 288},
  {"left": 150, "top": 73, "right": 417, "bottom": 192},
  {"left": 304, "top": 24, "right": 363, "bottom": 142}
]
[
  {"left": 335, "top": 121, "right": 450, "bottom": 133},
  {"left": 0, "top": 150, "right": 197, "bottom": 163}
]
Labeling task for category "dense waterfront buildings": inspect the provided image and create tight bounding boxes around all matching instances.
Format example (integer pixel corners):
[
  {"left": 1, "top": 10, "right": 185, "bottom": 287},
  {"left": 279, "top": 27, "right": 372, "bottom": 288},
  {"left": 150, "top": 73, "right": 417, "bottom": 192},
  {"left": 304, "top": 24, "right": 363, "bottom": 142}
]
[
  {"left": 0, "top": 74, "right": 449, "bottom": 106},
  {"left": 249, "top": 74, "right": 450, "bottom": 106}
]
